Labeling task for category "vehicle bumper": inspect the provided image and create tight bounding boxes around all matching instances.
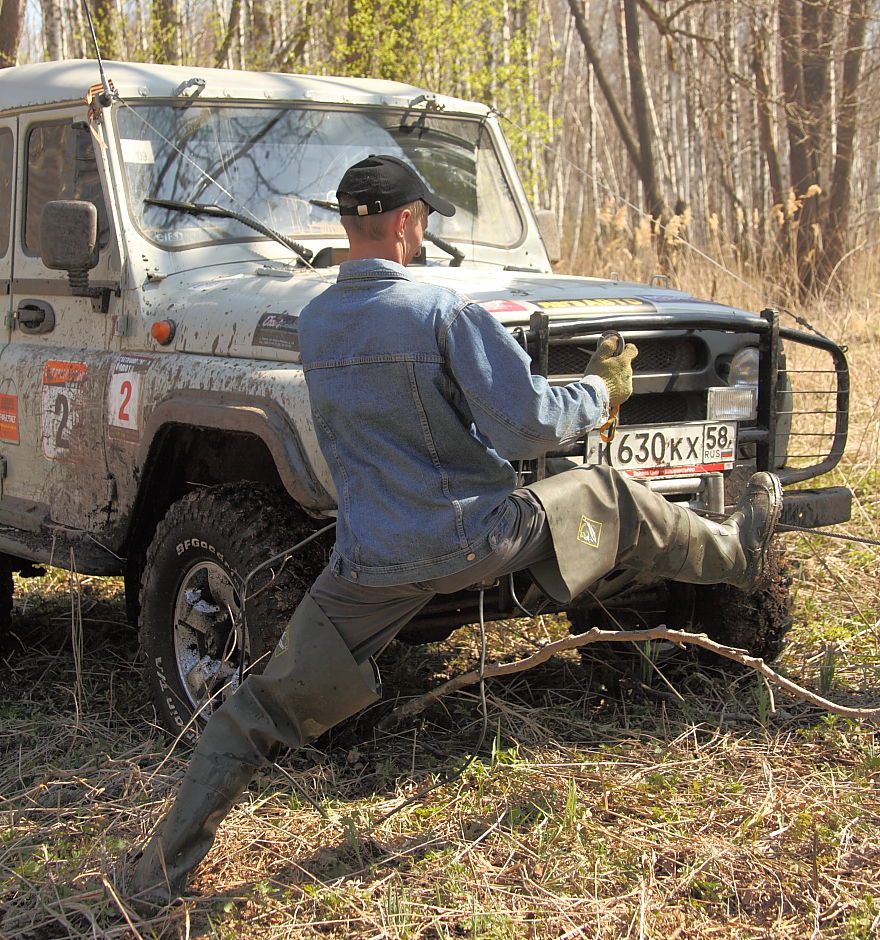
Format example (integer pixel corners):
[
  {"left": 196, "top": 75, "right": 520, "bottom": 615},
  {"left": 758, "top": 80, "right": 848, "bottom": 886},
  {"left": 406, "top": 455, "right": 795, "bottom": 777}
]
[{"left": 780, "top": 486, "right": 851, "bottom": 528}]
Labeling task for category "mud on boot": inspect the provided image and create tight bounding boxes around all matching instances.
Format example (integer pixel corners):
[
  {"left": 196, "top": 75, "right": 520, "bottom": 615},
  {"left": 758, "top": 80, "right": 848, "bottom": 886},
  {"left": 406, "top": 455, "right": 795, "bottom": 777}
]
[{"left": 722, "top": 472, "right": 783, "bottom": 591}]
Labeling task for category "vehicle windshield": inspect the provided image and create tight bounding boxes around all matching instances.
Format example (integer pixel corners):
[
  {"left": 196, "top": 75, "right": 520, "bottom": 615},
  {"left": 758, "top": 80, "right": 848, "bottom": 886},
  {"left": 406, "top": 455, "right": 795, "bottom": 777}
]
[{"left": 115, "top": 103, "right": 523, "bottom": 251}]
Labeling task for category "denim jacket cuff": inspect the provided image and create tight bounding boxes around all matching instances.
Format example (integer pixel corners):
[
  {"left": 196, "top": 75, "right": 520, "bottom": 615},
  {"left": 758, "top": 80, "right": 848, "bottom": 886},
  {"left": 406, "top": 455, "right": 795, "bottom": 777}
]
[{"left": 581, "top": 374, "right": 611, "bottom": 426}]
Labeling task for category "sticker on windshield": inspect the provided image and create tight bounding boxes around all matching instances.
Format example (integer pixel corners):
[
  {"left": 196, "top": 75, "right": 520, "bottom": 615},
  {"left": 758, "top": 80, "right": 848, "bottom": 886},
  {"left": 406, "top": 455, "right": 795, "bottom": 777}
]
[
  {"left": 108, "top": 355, "right": 154, "bottom": 442},
  {"left": 252, "top": 312, "right": 299, "bottom": 352},
  {"left": 120, "top": 138, "right": 155, "bottom": 164},
  {"left": 41, "top": 361, "right": 87, "bottom": 461}
]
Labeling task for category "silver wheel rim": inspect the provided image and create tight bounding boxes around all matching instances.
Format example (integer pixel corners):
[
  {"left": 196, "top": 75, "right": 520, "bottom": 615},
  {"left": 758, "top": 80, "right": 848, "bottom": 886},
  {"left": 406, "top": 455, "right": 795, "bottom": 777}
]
[{"left": 172, "top": 560, "right": 246, "bottom": 721}]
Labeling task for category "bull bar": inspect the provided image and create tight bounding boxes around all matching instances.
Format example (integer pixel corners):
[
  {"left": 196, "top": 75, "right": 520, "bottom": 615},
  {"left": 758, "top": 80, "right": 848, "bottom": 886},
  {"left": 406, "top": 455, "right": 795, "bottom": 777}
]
[{"left": 515, "top": 308, "right": 851, "bottom": 529}]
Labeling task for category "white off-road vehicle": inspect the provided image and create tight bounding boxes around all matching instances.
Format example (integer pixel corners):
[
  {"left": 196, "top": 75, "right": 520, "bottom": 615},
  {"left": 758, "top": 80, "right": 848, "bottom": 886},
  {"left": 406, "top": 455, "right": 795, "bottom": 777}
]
[{"left": 0, "top": 60, "right": 850, "bottom": 739}]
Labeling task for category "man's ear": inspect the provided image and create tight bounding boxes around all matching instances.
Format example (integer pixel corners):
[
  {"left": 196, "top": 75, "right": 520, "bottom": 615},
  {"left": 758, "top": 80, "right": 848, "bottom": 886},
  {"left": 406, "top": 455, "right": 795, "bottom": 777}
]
[{"left": 395, "top": 207, "right": 411, "bottom": 239}]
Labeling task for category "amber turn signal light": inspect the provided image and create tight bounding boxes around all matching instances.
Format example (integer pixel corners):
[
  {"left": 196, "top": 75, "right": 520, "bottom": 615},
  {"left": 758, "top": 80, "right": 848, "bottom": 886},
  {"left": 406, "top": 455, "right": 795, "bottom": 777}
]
[{"left": 150, "top": 319, "right": 176, "bottom": 345}]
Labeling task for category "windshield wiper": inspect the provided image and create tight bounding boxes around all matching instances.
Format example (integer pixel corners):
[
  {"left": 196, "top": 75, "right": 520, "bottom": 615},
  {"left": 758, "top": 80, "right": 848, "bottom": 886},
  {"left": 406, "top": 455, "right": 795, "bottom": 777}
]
[
  {"left": 144, "top": 198, "right": 313, "bottom": 263},
  {"left": 309, "top": 199, "right": 464, "bottom": 267}
]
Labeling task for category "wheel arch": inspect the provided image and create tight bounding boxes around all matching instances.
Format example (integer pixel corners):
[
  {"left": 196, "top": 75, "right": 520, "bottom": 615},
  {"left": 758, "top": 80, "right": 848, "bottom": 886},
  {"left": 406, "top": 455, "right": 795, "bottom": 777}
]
[{"left": 123, "top": 392, "right": 334, "bottom": 577}]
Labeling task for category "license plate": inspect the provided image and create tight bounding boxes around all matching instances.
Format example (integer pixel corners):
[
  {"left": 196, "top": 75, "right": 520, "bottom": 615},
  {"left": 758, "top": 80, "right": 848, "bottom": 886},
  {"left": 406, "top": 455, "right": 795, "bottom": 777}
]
[{"left": 585, "top": 421, "right": 737, "bottom": 478}]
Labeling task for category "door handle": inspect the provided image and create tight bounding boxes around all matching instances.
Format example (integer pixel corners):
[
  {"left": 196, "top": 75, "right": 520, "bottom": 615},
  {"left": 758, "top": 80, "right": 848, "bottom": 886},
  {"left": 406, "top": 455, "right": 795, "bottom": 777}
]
[{"left": 14, "top": 300, "right": 55, "bottom": 334}]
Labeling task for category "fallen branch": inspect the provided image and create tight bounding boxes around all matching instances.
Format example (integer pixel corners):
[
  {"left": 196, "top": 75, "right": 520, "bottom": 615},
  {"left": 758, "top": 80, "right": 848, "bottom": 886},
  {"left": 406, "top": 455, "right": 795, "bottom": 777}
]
[{"left": 378, "top": 626, "right": 880, "bottom": 730}]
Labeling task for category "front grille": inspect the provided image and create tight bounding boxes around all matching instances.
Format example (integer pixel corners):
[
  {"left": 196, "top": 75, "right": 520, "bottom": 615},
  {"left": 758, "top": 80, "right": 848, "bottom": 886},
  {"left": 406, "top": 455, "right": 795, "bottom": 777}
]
[
  {"left": 618, "top": 391, "right": 705, "bottom": 425},
  {"left": 548, "top": 337, "right": 702, "bottom": 375}
]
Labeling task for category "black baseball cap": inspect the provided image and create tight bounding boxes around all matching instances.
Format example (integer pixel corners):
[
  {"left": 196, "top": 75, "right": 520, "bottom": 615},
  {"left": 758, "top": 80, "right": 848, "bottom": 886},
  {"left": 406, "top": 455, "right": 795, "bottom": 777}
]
[{"left": 337, "top": 154, "right": 455, "bottom": 217}]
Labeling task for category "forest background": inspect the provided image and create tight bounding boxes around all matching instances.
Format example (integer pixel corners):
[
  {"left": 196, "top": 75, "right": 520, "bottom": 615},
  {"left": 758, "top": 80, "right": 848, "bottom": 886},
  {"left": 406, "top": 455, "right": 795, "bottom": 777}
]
[
  {"left": 1, "top": 2, "right": 880, "bottom": 938},
  {"left": 1, "top": 0, "right": 878, "bottom": 305}
]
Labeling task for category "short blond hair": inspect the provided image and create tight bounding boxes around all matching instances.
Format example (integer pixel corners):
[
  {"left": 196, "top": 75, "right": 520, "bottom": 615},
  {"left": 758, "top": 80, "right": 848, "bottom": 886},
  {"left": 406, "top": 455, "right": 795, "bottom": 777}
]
[{"left": 338, "top": 193, "right": 428, "bottom": 240}]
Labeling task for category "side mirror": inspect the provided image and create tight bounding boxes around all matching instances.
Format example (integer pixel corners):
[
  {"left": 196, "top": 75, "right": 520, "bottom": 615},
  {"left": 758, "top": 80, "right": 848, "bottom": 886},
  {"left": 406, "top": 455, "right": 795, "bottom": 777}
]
[
  {"left": 534, "top": 209, "right": 561, "bottom": 264},
  {"left": 40, "top": 200, "right": 100, "bottom": 297}
]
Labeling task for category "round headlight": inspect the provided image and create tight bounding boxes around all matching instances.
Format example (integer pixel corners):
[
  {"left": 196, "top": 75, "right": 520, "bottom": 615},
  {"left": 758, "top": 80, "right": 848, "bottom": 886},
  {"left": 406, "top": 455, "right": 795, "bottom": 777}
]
[{"left": 728, "top": 346, "right": 759, "bottom": 386}]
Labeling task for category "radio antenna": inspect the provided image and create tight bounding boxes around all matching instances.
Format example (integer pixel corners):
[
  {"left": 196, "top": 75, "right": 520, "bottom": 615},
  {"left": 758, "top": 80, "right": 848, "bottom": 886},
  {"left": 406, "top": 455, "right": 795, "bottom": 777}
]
[{"left": 80, "top": 0, "right": 114, "bottom": 102}]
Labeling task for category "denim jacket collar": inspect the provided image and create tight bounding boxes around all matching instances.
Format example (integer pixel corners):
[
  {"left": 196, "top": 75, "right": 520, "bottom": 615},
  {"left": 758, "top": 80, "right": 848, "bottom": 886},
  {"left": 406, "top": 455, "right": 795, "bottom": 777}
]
[{"left": 337, "top": 258, "right": 412, "bottom": 282}]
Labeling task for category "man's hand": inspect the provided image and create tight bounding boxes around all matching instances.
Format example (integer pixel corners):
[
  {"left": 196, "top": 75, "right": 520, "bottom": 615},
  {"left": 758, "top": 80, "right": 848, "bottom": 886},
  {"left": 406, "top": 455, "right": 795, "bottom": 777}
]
[{"left": 583, "top": 335, "right": 639, "bottom": 407}]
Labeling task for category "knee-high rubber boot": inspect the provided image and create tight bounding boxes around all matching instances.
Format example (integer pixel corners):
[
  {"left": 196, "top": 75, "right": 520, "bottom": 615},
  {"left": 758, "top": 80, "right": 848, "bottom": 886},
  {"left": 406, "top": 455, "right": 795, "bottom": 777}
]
[
  {"left": 617, "top": 470, "right": 783, "bottom": 590},
  {"left": 129, "top": 594, "right": 380, "bottom": 906},
  {"left": 528, "top": 468, "right": 782, "bottom": 603}
]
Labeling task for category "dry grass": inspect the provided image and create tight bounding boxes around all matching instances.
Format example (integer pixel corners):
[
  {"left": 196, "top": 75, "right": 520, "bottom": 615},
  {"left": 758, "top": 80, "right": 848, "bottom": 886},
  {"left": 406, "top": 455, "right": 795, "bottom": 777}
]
[
  {"left": 569, "top": 200, "right": 880, "bottom": 317},
  {"left": 1, "top": 294, "right": 879, "bottom": 938}
]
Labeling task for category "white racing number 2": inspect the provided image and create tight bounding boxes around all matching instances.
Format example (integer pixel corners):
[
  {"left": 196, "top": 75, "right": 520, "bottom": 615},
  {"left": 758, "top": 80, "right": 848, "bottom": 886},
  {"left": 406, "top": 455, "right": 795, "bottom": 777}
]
[
  {"left": 41, "top": 360, "right": 87, "bottom": 461},
  {"left": 107, "top": 355, "right": 154, "bottom": 442}
]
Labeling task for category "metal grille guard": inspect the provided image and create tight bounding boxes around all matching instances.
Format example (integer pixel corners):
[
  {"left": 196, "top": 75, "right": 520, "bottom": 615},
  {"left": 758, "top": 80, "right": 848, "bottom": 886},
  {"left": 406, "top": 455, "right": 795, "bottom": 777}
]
[{"left": 515, "top": 308, "right": 849, "bottom": 487}]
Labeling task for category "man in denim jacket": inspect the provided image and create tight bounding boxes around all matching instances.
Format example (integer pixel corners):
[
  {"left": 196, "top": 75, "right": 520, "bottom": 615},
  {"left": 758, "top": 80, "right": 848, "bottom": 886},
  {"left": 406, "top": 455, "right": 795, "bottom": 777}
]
[{"left": 131, "top": 155, "right": 781, "bottom": 904}]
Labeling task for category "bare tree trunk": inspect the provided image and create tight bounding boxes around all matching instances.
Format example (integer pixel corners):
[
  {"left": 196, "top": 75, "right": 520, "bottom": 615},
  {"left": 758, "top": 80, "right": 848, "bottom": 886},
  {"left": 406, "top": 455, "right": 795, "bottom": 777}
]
[
  {"left": 566, "top": 0, "right": 642, "bottom": 174},
  {"left": 684, "top": 6, "right": 707, "bottom": 240},
  {"left": 751, "top": 12, "right": 785, "bottom": 211},
  {"left": 94, "top": 0, "right": 120, "bottom": 59},
  {"left": 819, "top": 0, "right": 869, "bottom": 287},
  {"left": 215, "top": 0, "right": 242, "bottom": 67},
  {"left": 42, "top": 0, "right": 64, "bottom": 59},
  {"left": 237, "top": 0, "right": 246, "bottom": 69},
  {"left": 567, "top": 0, "right": 668, "bottom": 230},
  {"left": 664, "top": 42, "right": 681, "bottom": 204},
  {"left": 274, "top": 0, "right": 310, "bottom": 71},
  {"left": 801, "top": 1, "right": 834, "bottom": 190},
  {"left": 779, "top": 0, "right": 808, "bottom": 192},
  {"left": 67, "top": 0, "right": 86, "bottom": 56},
  {"left": 587, "top": 57, "right": 599, "bottom": 221},
  {"left": 724, "top": 0, "right": 745, "bottom": 252},
  {"left": 622, "top": 0, "right": 667, "bottom": 227},
  {"left": 779, "top": 0, "right": 833, "bottom": 294},
  {"left": 152, "top": 0, "right": 180, "bottom": 64},
  {"left": 249, "top": 0, "right": 269, "bottom": 66},
  {"left": 0, "top": 0, "right": 25, "bottom": 67}
]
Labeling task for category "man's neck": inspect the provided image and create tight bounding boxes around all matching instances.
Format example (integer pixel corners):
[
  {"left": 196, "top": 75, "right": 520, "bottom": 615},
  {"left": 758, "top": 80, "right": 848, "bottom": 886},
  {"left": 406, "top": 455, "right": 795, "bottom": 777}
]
[{"left": 346, "top": 240, "right": 408, "bottom": 266}]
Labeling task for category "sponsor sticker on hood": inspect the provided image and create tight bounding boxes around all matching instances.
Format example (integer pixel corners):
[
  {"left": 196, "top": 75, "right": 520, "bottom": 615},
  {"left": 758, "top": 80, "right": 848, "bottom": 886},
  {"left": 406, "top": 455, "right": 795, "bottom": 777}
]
[
  {"left": 537, "top": 297, "right": 656, "bottom": 312},
  {"left": 480, "top": 299, "right": 537, "bottom": 314},
  {"left": 253, "top": 312, "right": 300, "bottom": 351}
]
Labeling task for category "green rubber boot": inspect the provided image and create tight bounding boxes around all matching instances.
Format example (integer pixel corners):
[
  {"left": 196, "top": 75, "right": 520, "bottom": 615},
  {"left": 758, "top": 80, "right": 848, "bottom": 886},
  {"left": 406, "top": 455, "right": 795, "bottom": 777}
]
[
  {"left": 528, "top": 468, "right": 782, "bottom": 603},
  {"left": 129, "top": 594, "right": 380, "bottom": 907},
  {"left": 620, "top": 470, "right": 783, "bottom": 590}
]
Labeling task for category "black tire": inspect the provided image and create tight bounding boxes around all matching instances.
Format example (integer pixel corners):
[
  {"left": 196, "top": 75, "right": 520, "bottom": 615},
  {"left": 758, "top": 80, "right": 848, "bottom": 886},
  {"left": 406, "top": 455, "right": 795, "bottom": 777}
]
[
  {"left": 124, "top": 548, "right": 146, "bottom": 628},
  {"left": 691, "top": 548, "right": 793, "bottom": 662},
  {"left": 567, "top": 549, "right": 793, "bottom": 668},
  {"left": 0, "top": 553, "right": 13, "bottom": 650},
  {"left": 138, "top": 483, "right": 330, "bottom": 742}
]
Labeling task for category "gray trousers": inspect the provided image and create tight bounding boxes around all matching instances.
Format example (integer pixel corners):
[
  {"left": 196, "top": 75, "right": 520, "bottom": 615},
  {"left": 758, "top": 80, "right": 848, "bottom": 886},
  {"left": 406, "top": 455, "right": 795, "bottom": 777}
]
[
  {"left": 309, "top": 461, "right": 750, "bottom": 665},
  {"left": 310, "top": 488, "right": 555, "bottom": 664}
]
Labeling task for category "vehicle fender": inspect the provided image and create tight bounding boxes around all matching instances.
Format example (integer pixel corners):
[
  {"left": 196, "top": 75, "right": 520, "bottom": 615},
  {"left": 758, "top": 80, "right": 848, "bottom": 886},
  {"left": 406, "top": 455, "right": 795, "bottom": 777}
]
[{"left": 136, "top": 391, "right": 336, "bottom": 512}]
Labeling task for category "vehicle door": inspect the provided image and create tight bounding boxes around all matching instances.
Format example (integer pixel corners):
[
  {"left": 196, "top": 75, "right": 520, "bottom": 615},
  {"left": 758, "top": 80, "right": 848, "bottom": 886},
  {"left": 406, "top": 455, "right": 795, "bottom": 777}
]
[
  {"left": 0, "top": 118, "right": 15, "bottom": 455},
  {"left": 3, "top": 108, "right": 117, "bottom": 530}
]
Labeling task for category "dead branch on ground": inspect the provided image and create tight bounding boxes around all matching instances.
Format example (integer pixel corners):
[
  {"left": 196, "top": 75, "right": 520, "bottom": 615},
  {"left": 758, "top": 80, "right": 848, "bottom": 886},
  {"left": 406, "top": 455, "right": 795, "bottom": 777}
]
[{"left": 378, "top": 626, "right": 880, "bottom": 730}]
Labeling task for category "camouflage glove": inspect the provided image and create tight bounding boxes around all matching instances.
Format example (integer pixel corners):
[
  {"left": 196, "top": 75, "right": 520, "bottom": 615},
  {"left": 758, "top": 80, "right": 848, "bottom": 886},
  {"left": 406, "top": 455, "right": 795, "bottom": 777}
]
[{"left": 583, "top": 336, "right": 639, "bottom": 408}]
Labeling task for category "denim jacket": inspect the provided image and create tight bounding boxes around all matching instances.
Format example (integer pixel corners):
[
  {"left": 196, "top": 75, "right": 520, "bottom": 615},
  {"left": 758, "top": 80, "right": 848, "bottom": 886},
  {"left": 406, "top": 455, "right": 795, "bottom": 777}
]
[{"left": 298, "top": 259, "right": 610, "bottom": 586}]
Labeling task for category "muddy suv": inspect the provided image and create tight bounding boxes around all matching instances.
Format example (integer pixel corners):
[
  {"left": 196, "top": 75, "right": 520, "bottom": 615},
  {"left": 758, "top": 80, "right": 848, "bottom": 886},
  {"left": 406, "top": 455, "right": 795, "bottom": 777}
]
[{"left": 0, "top": 60, "right": 850, "bottom": 739}]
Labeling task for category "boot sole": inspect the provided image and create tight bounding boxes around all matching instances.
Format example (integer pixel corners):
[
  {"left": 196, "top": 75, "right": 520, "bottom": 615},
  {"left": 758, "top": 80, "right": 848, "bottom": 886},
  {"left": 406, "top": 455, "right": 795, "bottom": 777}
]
[{"left": 746, "top": 472, "right": 783, "bottom": 587}]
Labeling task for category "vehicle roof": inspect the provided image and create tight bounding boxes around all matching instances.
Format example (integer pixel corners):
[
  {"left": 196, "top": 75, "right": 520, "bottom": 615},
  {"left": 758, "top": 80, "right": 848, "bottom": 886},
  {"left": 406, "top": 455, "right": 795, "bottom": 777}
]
[{"left": 0, "top": 59, "right": 490, "bottom": 115}]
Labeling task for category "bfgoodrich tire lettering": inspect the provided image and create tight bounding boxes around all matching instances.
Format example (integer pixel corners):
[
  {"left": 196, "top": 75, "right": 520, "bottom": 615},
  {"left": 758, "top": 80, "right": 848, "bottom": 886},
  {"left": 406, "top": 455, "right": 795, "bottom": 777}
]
[{"left": 138, "top": 483, "right": 329, "bottom": 742}]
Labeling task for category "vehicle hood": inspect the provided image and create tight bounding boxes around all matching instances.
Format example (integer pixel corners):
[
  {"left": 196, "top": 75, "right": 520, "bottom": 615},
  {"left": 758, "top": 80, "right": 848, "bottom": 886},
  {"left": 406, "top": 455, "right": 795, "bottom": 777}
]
[{"left": 151, "top": 261, "right": 758, "bottom": 361}]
